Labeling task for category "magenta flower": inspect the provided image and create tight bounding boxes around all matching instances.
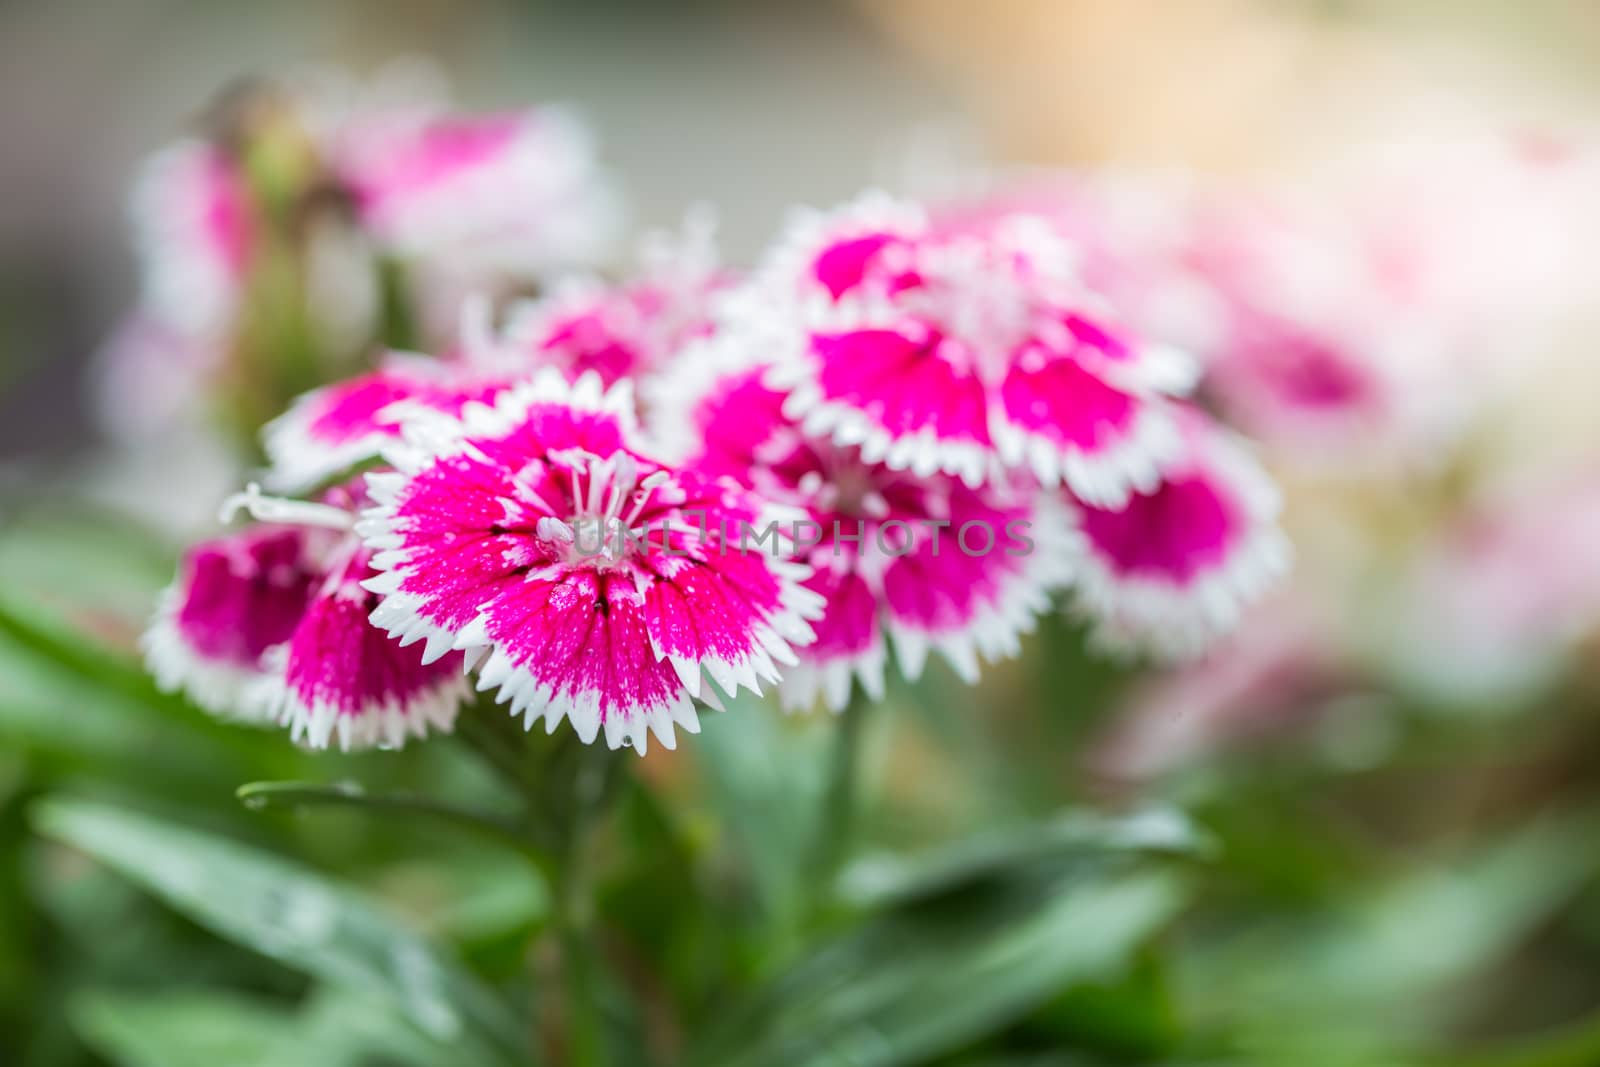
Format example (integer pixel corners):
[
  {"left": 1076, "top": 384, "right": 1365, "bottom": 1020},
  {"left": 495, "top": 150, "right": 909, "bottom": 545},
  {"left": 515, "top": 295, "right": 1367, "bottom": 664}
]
[
  {"left": 653, "top": 346, "right": 1074, "bottom": 711},
  {"left": 263, "top": 352, "right": 514, "bottom": 494},
  {"left": 130, "top": 140, "right": 255, "bottom": 340},
  {"left": 332, "top": 106, "right": 620, "bottom": 276},
  {"left": 728, "top": 194, "right": 1196, "bottom": 505},
  {"left": 500, "top": 215, "right": 730, "bottom": 388},
  {"left": 1064, "top": 407, "right": 1289, "bottom": 659},
  {"left": 144, "top": 488, "right": 468, "bottom": 750},
  {"left": 357, "top": 371, "right": 823, "bottom": 753}
]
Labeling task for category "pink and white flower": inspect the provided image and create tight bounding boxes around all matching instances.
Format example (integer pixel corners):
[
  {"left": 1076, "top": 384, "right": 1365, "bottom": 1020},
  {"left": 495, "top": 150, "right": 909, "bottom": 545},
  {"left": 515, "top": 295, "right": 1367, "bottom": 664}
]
[
  {"left": 145, "top": 524, "right": 318, "bottom": 717},
  {"left": 500, "top": 213, "right": 729, "bottom": 388},
  {"left": 727, "top": 193, "right": 1196, "bottom": 504},
  {"left": 263, "top": 352, "right": 515, "bottom": 494},
  {"left": 332, "top": 106, "right": 620, "bottom": 278},
  {"left": 144, "top": 487, "right": 468, "bottom": 750},
  {"left": 130, "top": 140, "right": 255, "bottom": 339},
  {"left": 653, "top": 346, "right": 1075, "bottom": 711},
  {"left": 1064, "top": 407, "right": 1289, "bottom": 659},
  {"left": 357, "top": 371, "right": 823, "bottom": 753}
]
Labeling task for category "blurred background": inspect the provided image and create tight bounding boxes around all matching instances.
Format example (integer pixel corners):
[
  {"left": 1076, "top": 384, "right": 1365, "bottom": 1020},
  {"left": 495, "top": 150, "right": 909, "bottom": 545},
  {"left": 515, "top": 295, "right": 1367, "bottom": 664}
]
[{"left": 4, "top": 2, "right": 1600, "bottom": 1066}]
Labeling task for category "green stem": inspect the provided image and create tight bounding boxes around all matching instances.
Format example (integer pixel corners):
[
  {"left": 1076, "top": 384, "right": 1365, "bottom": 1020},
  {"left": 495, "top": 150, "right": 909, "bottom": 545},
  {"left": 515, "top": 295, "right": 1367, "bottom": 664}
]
[
  {"left": 456, "top": 700, "right": 616, "bottom": 1066},
  {"left": 554, "top": 746, "right": 616, "bottom": 1067},
  {"left": 808, "top": 687, "right": 871, "bottom": 909},
  {"left": 234, "top": 780, "right": 548, "bottom": 872}
]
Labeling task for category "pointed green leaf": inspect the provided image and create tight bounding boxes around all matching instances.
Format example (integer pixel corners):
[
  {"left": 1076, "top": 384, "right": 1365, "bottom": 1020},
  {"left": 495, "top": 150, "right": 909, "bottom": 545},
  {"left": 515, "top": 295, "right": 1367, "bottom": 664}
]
[{"left": 35, "top": 796, "right": 529, "bottom": 1066}]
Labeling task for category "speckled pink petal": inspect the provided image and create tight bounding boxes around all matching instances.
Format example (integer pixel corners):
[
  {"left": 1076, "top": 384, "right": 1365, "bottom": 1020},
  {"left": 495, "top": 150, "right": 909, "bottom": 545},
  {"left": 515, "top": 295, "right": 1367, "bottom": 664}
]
[{"left": 266, "top": 546, "right": 468, "bottom": 750}]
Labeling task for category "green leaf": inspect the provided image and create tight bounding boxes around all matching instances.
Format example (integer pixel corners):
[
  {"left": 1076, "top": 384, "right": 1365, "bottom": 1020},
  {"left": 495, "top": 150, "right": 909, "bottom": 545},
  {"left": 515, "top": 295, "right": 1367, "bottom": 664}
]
[
  {"left": 837, "top": 807, "right": 1209, "bottom": 909},
  {"left": 696, "top": 865, "right": 1188, "bottom": 1067},
  {"left": 1183, "top": 811, "right": 1600, "bottom": 1056},
  {"left": 0, "top": 501, "right": 171, "bottom": 631},
  {"left": 236, "top": 780, "right": 547, "bottom": 868},
  {"left": 72, "top": 984, "right": 480, "bottom": 1067},
  {"left": 72, "top": 988, "right": 297, "bottom": 1067},
  {"left": 34, "top": 796, "right": 529, "bottom": 1066},
  {"left": 692, "top": 698, "right": 827, "bottom": 924}
]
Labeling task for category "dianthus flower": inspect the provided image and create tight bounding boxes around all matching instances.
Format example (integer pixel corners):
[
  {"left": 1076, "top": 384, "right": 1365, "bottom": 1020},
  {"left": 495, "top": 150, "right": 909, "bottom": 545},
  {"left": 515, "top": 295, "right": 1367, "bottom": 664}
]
[
  {"left": 650, "top": 343, "right": 1074, "bottom": 711},
  {"left": 726, "top": 194, "right": 1196, "bottom": 504},
  {"left": 331, "top": 105, "right": 620, "bottom": 275},
  {"left": 357, "top": 371, "right": 822, "bottom": 753},
  {"left": 499, "top": 213, "right": 730, "bottom": 387},
  {"left": 145, "top": 486, "right": 468, "bottom": 750},
  {"left": 1063, "top": 406, "right": 1289, "bottom": 658}
]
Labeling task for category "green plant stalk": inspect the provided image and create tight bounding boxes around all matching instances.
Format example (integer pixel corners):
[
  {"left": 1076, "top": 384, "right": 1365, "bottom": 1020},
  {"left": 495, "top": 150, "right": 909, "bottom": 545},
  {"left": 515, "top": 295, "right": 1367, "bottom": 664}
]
[
  {"left": 808, "top": 686, "right": 871, "bottom": 909},
  {"left": 554, "top": 745, "right": 618, "bottom": 1067},
  {"left": 456, "top": 698, "right": 618, "bottom": 1065},
  {"left": 233, "top": 780, "right": 546, "bottom": 871}
]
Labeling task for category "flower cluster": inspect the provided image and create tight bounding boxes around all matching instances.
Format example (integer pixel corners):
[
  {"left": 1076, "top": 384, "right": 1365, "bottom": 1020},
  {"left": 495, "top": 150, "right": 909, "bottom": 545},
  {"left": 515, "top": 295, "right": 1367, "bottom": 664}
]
[{"left": 142, "top": 110, "right": 1288, "bottom": 753}]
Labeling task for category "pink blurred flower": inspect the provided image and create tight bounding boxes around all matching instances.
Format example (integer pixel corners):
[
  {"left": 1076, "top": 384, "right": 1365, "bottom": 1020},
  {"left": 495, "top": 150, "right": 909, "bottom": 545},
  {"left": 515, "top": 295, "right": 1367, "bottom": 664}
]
[
  {"left": 1381, "top": 469, "right": 1600, "bottom": 703},
  {"left": 332, "top": 105, "right": 621, "bottom": 280},
  {"left": 1064, "top": 406, "right": 1289, "bottom": 659},
  {"left": 130, "top": 141, "right": 255, "bottom": 338},
  {"left": 500, "top": 213, "right": 730, "bottom": 388}
]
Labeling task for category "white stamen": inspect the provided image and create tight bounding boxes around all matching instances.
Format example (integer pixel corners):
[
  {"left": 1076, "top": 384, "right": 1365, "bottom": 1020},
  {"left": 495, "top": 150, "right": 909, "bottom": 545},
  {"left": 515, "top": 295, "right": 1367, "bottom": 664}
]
[
  {"left": 536, "top": 516, "right": 576, "bottom": 543},
  {"left": 218, "top": 483, "right": 355, "bottom": 530}
]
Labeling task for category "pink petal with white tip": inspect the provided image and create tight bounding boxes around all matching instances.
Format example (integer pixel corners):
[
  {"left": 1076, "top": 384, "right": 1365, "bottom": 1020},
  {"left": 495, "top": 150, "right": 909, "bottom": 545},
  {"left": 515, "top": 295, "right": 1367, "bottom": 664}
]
[
  {"left": 881, "top": 484, "right": 1075, "bottom": 685},
  {"left": 728, "top": 193, "right": 1195, "bottom": 499},
  {"left": 256, "top": 544, "right": 469, "bottom": 751},
  {"left": 143, "top": 527, "right": 320, "bottom": 719},
  {"left": 1067, "top": 408, "right": 1290, "bottom": 659},
  {"left": 652, "top": 345, "right": 1074, "bottom": 710},
  {"left": 264, "top": 356, "right": 512, "bottom": 493}
]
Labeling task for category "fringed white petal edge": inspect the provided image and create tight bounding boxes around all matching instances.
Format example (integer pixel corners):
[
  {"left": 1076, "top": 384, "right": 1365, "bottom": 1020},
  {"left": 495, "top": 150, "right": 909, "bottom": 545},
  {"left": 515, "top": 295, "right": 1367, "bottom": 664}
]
[
  {"left": 141, "top": 586, "right": 276, "bottom": 722},
  {"left": 473, "top": 646, "right": 702, "bottom": 757},
  {"left": 249, "top": 649, "right": 472, "bottom": 751},
  {"left": 778, "top": 636, "right": 889, "bottom": 714},
  {"left": 746, "top": 190, "right": 928, "bottom": 300},
  {"left": 260, "top": 351, "right": 465, "bottom": 494},
  {"left": 468, "top": 506, "right": 824, "bottom": 755},
  {"left": 885, "top": 491, "right": 1079, "bottom": 686},
  {"left": 1066, "top": 433, "right": 1292, "bottom": 661},
  {"left": 994, "top": 395, "right": 1184, "bottom": 508},
  {"left": 775, "top": 366, "right": 999, "bottom": 489}
]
